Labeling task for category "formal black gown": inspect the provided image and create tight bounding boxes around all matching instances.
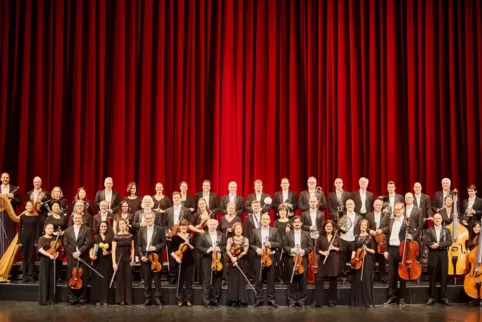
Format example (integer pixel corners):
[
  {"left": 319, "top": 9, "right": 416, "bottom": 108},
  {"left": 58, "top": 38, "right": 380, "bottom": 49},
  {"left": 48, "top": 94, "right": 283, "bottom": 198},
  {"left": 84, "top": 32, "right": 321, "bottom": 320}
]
[
  {"left": 19, "top": 213, "right": 40, "bottom": 281},
  {"left": 226, "top": 236, "right": 249, "bottom": 305},
  {"left": 113, "top": 233, "right": 133, "bottom": 304},
  {"left": 351, "top": 234, "right": 376, "bottom": 307},
  {"left": 44, "top": 215, "right": 67, "bottom": 232},
  {"left": 91, "top": 233, "right": 113, "bottom": 304},
  {"left": 125, "top": 197, "right": 142, "bottom": 214},
  {"left": 171, "top": 234, "right": 194, "bottom": 303},
  {"left": 274, "top": 219, "right": 291, "bottom": 283},
  {"left": 313, "top": 234, "right": 340, "bottom": 306},
  {"left": 152, "top": 195, "right": 172, "bottom": 211},
  {"left": 37, "top": 236, "right": 56, "bottom": 305}
]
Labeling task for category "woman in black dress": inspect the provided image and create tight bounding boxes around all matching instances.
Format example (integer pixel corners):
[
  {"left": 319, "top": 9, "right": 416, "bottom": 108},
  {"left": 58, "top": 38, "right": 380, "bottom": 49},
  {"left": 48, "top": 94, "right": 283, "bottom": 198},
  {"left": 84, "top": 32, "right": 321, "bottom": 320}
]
[
  {"left": 72, "top": 187, "right": 94, "bottom": 216},
  {"left": 45, "top": 201, "right": 67, "bottom": 233},
  {"left": 226, "top": 222, "right": 249, "bottom": 307},
  {"left": 91, "top": 221, "right": 113, "bottom": 305},
  {"left": 112, "top": 219, "right": 134, "bottom": 305},
  {"left": 219, "top": 202, "right": 242, "bottom": 238},
  {"left": 180, "top": 181, "right": 195, "bottom": 212},
  {"left": 467, "top": 221, "right": 481, "bottom": 306},
  {"left": 170, "top": 219, "right": 195, "bottom": 307},
  {"left": 350, "top": 219, "right": 376, "bottom": 308},
  {"left": 19, "top": 201, "right": 40, "bottom": 282},
  {"left": 152, "top": 182, "right": 171, "bottom": 213},
  {"left": 69, "top": 200, "right": 92, "bottom": 227},
  {"left": 37, "top": 223, "right": 58, "bottom": 305},
  {"left": 48, "top": 187, "right": 68, "bottom": 214},
  {"left": 124, "top": 182, "right": 142, "bottom": 214},
  {"left": 274, "top": 203, "right": 291, "bottom": 283},
  {"left": 313, "top": 220, "right": 340, "bottom": 307},
  {"left": 113, "top": 201, "right": 133, "bottom": 234}
]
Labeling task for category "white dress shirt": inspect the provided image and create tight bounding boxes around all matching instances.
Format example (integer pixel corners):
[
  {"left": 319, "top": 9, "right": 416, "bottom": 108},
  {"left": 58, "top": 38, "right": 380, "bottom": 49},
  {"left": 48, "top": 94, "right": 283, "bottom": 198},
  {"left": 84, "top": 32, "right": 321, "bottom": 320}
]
[
  {"left": 405, "top": 205, "right": 414, "bottom": 218},
  {"left": 203, "top": 193, "right": 210, "bottom": 207},
  {"left": 146, "top": 226, "right": 154, "bottom": 250},
  {"left": 282, "top": 191, "right": 289, "bottom": 202},
  {"left": 360, "top": 190, "right": 367, "bottom": 214},
  {"left": 173, "top": 205, "right": 181, "bottom": 224},
  {"left": 294, "top": 230, "right": 302, "bottom": 247},
  {"left": 209, "top": 232, "right": 218, "bottom": 247},
  {"left": 415, "top": 194, "right": 422, "bottom": 208},
  {"left": 374, "top": 211, "right": 382, "bottom": 229},
  {"left": 256, "top": 193, "right": 261, "bottom": 201},
  {"left": 1, "top": 184, "right": 9, "bottom": 194},
  {"left": 105, "top": 190, "right": 112, "bottom": 205},
  {"left": 261, "top": 227, "right": 270, "bottom": 244},
  {"left": 389, "top": 216, "right": 404, "bottom": 246},
  {"left": 341, "top": 212, "right": 356, "bottom": 242},
  {"left": 389, "top": 194, "right": 396, "bottom": 210},
  {"left": 229, "top": 194, "right": 236, "bottom": 203},
  {"left": 309, "top": 210, "right": 317, "bottom": 227},
  {"left": 435, "top": 226, "right": 442, "bottom": 243},
  {"left": 468, "top": 197, "right": 475, "bottom": 210}
]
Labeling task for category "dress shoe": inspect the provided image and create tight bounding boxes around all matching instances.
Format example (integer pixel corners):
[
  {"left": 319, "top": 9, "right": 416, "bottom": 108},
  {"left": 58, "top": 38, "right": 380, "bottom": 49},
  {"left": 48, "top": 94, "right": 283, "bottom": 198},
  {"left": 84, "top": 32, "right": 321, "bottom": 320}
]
[
  {"left": 186, "top": 301, "right": 192, "bottom": 307},
  {"left": 384, "top": 297, "right": 397, "bottom": 305},
  {"left": 253, "top": 301, "right": 263, "bottom": 307},
  {"left": 143, "top": 300, "right": 151, "bottom": 306},
  {"left": 119, "top": 302, "right": 125, "bottom": 306},
  {"left": 399, "top": 299, "right": 406, "bottom": 307},
  {"left": 288, "top": 303, "right": 295, "bottom": 308},
  {"left": 96, "top": 302, "right": 101, "bottom": 306},
  {"left": 441, "top": 298, "right": 450, "bottom": 306},
  {"left": 211, "top": 302, "right": 220, "bottom": 307},
  {"left": 204, "top": 304, "right": 210, "bottom": 308},
  {"left": 155, "top": 300, "right": 163, "bottom": 307},
  {"left": 267, "top": 301, "right": 278, "bottom": 308},
  {"left": 177, "top": 301, "right": 183, "bottom": 307},
  {"left": 328, "top": 301, "right": 336, "bottom": 307},
  {"left": 299, "top": 304, "right": 305, "bottom": 308},
  {"left": 426, "top": 298, "right": 436, "bottom": 306}
]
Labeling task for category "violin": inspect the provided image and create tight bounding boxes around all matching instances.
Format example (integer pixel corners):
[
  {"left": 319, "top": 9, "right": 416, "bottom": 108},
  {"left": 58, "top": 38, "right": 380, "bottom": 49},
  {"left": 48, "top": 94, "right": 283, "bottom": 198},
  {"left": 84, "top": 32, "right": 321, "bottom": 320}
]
[
  {"left": 167, "top": 225, "right": 178, "bottom": 240},
  {"left": 230, "top": 243, "right": 242, "bottom": 257},
  {"left": 211, "top": 247, "right": 223, "bottom": 271},
  {"left": 148, "top": 253, "right": 162, "bottom": 272},
  {"left": 351, "top": 236, "right": 372, "bottom": 270},
  {"left": 174, "top": 235, "right": 192, "bottom": 260},
  {"left": 47, "top": 239, "right": 61, "bottom": 258},
  {"left": 68, "top": 260, "right": 83, "bottom": 289},
  {"left": 261, "top": 237, "right": 272, "bottom": 267},
  {"left": 375, "top": 233, "right": 387, "bottom": 254},
  {"left": 293, "top": 247, "right": 305, "bottom": 275},
  {"left": 447, "top": 189, "right": 469, "bottom": 276},
  {"left": 194, "top": 216, "right": 209, "bottom": 233},
  {"left": 397, "top": 217, "right": 422, "bottom": 280},
  {"left": 463, "top": 232, "right": 482, "bottom": 299}
]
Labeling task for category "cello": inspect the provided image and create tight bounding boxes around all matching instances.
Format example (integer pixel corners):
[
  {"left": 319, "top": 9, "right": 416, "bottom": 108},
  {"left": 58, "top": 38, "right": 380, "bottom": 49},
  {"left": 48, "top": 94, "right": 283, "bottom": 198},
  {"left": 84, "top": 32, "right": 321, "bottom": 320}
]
[
  {"left": 463, "top": 230, "right": 482, "bottom": 300},
  {"left": 398, "top": 217, "right": 422, "bottom": 280},
  {"left": 447, "top": 190, "right": 469, "bottom": 276}
]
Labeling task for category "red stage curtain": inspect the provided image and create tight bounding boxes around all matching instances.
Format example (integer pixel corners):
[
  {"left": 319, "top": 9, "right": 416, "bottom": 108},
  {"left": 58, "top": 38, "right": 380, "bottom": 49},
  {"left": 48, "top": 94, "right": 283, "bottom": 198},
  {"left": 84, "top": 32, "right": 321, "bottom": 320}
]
[{"left": 1, "top": 0, "right": 482, "bottom": 201}]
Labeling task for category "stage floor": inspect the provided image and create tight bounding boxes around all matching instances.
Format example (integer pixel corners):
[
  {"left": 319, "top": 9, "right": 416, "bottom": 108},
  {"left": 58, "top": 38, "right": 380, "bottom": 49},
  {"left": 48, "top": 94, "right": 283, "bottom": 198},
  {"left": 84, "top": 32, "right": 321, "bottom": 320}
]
[{"left": 0, "top": 301, "right": 480, "bottom": 322}]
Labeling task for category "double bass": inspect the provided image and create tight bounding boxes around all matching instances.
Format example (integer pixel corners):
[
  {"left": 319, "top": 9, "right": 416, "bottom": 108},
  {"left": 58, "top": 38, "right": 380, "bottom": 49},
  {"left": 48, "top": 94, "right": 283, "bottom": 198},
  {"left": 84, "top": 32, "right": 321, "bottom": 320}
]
[
  {"left": 398, "top": 217, "right": 422, "bottom": 280},
  {"left": 463, "top": 231, "right": 482, "bottom": 300},
  {"left": 447, "top": 190, "right": 469, "bottom": 276}
]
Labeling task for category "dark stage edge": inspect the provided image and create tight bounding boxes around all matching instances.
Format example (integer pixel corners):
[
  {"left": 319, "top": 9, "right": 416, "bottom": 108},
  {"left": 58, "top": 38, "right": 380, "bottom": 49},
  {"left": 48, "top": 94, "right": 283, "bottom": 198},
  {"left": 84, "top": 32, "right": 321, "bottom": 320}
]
[{"left": 0, "top": 281, "right": 471, "bottom": 305}]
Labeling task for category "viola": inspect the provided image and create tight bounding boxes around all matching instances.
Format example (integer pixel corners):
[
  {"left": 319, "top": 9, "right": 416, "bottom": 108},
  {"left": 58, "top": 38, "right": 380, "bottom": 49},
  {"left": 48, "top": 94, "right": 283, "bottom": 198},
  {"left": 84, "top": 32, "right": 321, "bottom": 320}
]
[
  {"left": 375, "top": 233, "right": 387, "bottom": 254},
  {"left": 463, "top": 232, "right": 482, "bottom": 299},
  {"left": 148, "top": 253, "right": 162, "bottom": 272},
  {"left": 261, "top": 237, "right": 272, "bottom": 267},
  {"left": 351, "top": 247, "right": 367, "bottom": 270},
  {"left": 68, "top": 260, "right": 83, "bottom": 290},
  {"left": 211, "top": 249, "right": 223, "bottom": 271},
  {"left": 397, "top": 218, "right": 421, "bottom": 280},
  {"left": 293, "top": 253, "right": 305, "bottom": 274},
  {"left": 175, "top": 235, "right": 192, "bottom": 260}
]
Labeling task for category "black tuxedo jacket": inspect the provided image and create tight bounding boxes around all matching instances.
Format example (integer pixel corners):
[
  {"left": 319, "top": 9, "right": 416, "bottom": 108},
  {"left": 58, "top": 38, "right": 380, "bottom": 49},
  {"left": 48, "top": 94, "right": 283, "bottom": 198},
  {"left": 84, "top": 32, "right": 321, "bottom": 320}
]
[
  {"left": 424, "top": 226, "right": 452, "bottom": 250},
  {"left": 163, "top": 206, "right": 194, "bottom": 229},
  {"left": 299, "top": 190, "right": 327, "bottom": 211},
  {"left": 243, "top": 213, "right": 263, "bottom": 241},
  {"left": 462, "top": 197, "right": 482, "bottom": 224},
  {"left": 432, "top": 190, "right": 453, "bottom": 213},
  {"left": 196, "top": 231, "right": 227, "bottom": 256},
  {"left": 250, "top": 227, "right": 281, "bottom": 252},
  {"left": 219, "top": 195, "right": 245, "bottom": 216},
  {"left": 3, "top": 185, "right": 21, "bottom": 207},
  {"left": 439, "top": 207, "right": 463, "bottom": 226},
  {"left": 381, "top": 217, "right": 413, "bottom": 247},
  {"left": 137, "top": 225, "right": 167, "bottom": 256},
  {"left": 194, "top": 192, "right": 220, "bottom": 212},
  {"left": 413, "top": 193, "right": 432, "bottom": 219},
  {"left": 131, "top": 209, "right": 163, "bottom": 231},
  {"left": 366, "top": 211, "right": 390, "bottom": 231},
  {"left": 282, "top": 230, "right": 313, "bottom": 255},
  {"left": 272, "top": 190, "right": 298, "bottom": 212},
  {"left": 94, "top": 190, "right": 121, "bottom": 214},
  {"left": 92, "top": 212, "right": 114, "bottom": 234},
  {"left": 63, "top": 225, "right": 92, "bottom": 259},
  {"left": 300, "top": 210, "right": 325, "bottom": 232},
  {"left": 244, "top": 193, "right": 271, "bottom": 213},
  {"left": 403, "top": 206, "right": 423, "bottom": 241},
  {"left": 351, "top": 190, "right": 375, "bottom": 214},
  {"left": 326, "top": 191, "right": 351, "bottom": 214}
]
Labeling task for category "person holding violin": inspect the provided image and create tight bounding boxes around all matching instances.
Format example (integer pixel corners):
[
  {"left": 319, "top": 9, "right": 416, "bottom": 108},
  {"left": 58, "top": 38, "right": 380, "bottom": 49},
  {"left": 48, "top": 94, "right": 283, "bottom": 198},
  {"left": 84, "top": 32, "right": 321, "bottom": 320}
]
[
  {"left": 112, "top": 219, "right": 135, "bottom": 305},
  {"left": 18, "top": 201, "right": 40, "bottom": 282},
  {"left": 226, "top": 222, "right": 250, "bottom": 307},
  {"left": 283, "top": 216, "right": 313, "bottom": 307},
  {"left": 350, "top": 219, "right": 376, "bottom": 308},
  {"left": 250, "top": 213, "right": 281, "bottom": 308},
  {"left": 138, "top": 211, "right": 167, "bottom": 306},
  {"left": 313, "top": 220, "right": 340, "bottom": 307},
  {"left": 37, "top": 223, "right": 58, "bottom": 305},
  {"left": 219, "top": 202, "right": 242, "bottom": 282},
  {"left": 63, "top": 212, "right": 92, "bottom": 305},
  {"left": 191, "top": 198, "right": 213, "bottom": 284},
  {"left": 170, "top": 219, "right": 195, "bottom": 307},
  {"left": 424, "top": 213, "right": 452, "bottom": 306},
  {"left": 91, "top": 221, "right": 113, "bottom": 306},
  {"left": 72, "top": 187, "right": 94, "bottom": 216},
  {"left": 274, "top": 203, "right": 292, "bottom": 283},
  {"left": 368, "top": 199, "right": 389, "bottom": 283},
  {"left": 339, "top": 199, "right": 361, "bottom": 283},
  {"left": 195, "top": 219, "right": 226, "bottom": 307}
]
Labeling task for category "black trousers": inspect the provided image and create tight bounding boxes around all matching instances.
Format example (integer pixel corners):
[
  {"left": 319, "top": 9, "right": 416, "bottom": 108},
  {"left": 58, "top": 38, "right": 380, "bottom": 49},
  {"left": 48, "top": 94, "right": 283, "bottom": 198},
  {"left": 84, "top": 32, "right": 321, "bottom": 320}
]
[
  {"left": 428, "top": 250, "right": 448, "bottom": 299},
  {"left": 254, "top": 255, "right": 276, "bottom": 302},
  {"left": 21, "top": 236, "right": 36, "bottom": 279},
  {"left": 67, "top": 256, "right": 88, "bottom": 304},
  {"left": 38, "top": 256, "right": 56, "bottom": 305},
  {"left": 313, "top": 276, "right": 337, "bottom": 306},
  {"left": 276, "top": 251, "right": 288, "bottom": 283},
  {"left": 247, "top": 249, "right": 256, "bottom": 278},
  {"left": 340, "top": 239, "right": 355, "bottom": 277},
  {"left": 116, "top": 257, "right": 133, "bottom": 304},
  {"left": 175, "top": 261, "right": 193, "bottom": 302},
  {"left": 141, "top": 262, "right": 163, "bottom": 303},
  {"left": 286, "top": 259, "right": 308, "bottom": 305},
  {"left": 387, "top": 246, "right": 406, "bottom": 299},
  {"left": 374, "top": 252, "right": 387, "bottom": 280},
  {"left": 201, "top": 257, "right": 223, "bottom": 305},
  {"left": 167, "top": 243, "right": 178, "bottom": 283}
]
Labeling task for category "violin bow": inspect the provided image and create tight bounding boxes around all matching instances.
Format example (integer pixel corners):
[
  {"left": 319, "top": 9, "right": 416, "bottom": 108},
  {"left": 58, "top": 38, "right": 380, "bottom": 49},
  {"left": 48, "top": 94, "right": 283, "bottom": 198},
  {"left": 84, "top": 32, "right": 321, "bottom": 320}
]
[
  {"left": 52, "top": 230, "right": 61, "bottom": 295},
  {"left": 73, "top": 255, "right": 105, "bottom": 279},
  {"left": 109, "top": 253, "right": 123, "bottom": 288},
  {"left": 323, "top": 229, "right": 339, "bottom": 265}
]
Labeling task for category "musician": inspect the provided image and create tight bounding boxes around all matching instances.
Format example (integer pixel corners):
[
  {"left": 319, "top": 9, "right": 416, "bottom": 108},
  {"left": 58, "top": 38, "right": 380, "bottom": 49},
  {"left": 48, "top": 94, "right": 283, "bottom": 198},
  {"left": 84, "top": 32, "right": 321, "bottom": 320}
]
[
  {"left": 180, "top": 181, "right": 195, "bottom": 212},
  {"left": 44, "top": 201, "right": 67, "bottom": 234},
  {"left": 94, "top": 177, "right": 121, "bottom": 214},
  {"left": 313, "top": 220, "right": 340, "bottom": 307},
  {"left": 299, "top": 177, "right": 326, "bottom": 211},
  {"left": 137, "top": 211, "right": 167, "bottom": 306},
  {"left": 462, "top": 185, "right": 482, "bottom": 227},
  {"left": 170, "top": 219, "right": 195, "bottom": 307},
  {"left": 301, "top": 196, "right": 325, "bottom": 234},
  {"left": 226, "top": 222, "right": 249, "bottom": 307},
  {"left": 351, "top": 177, "right": 375, "bottom": 217},
  {"left": 274, "top": 204, "right": 292, "bottom": 283},
  {"left": 251, "top": 214, "right": 281, "bottom": 308},
  {"left": 368, "top": 199, "right": 389, "bottom": 283},
  {"left": 244, "top": 179, "right": 272, "bottom": 214},
  {"left": 194, "top": 180, "right": 219, "bottom": 212},
  {"left": 152, "top": 182, "right": 171, "bottom": 213},
  {"left": 467, "top": 221, "right": 480, "bottom": 251},
  {"left": 72, "top": 187, "right": 94, "bottom": 215},
  {"left": 93, "top": 200, "right": 114, "bottom": 234},
  {"left": 219, "top": 202, "right": 242, "bottom": 239},
  {"left": 196, "top": 219, "right": 226, "bottom": 307},
  {"left": 424, "top": 213, "right": 451, "bottom": 306},
  {"left": 385, "top": 181, "right": 404, "bottom": 211},
  {"left": 339, "top": 199, "right": 361, "bottom": 282},
  {"left": 91, "top": 221, "right": 113, "bottom": 306},
  {"left": 112, "top": 219, "right": 134, "bottom": 305},
  {"left": 351, "top": 219, "right": 376, "bottom": 308},
  {"left": 124, "top": 182, "right": 142, "bottom": 214},
  {"left": 132, "top": 196, "right": 162, "bottom": 231},
  {"left": 382, "top": 202, "right": 413, "bottom": 307},
  {"left": 1, "top": 172, "right": 21, "bottom": 207},
  {"left": 47, "top": 187, "right": 67, "bottom": 213},
  {"left": 439, "top": 195, "right": 462, "bottom": 226},
  {"left": 191, "top": 198, "right": 214, "bottom": 284},
  {"left": 283, "top": 216, "right": 312, "bottom": 307},
  {"left": 243, "top": 200, "right": 263, "bottom": 279},
  {"left": 37, "top": 223, "right": 58, "bottom": 305},
  {"left": 68, "top": 200, "right": 92, "bottom": 227},
  {"left": 432, "top": 177, "right": 453, "bottom": 213},
  {"left": 272, "top": 178, "right": 299, "bottom": 216},
  {"left": 26, "top": 176, "right": 49, "bottom": 227},
  {"left": 219, "top": 181, "right": 244, "bottom": 216},
  {"left": 404, "top": 193, "right": 424, "bottom": 242},
  {"left": 413, "top": 182, "right": 432, "bottom": 221},
  {"left": 18, "top": 201, "right": 40, "bottom": 282},
  {"left": 327, "top": 178, "right": 351, "bottom": 218},
  {"left": 63, "top": 212, "right": 92, "bottom": 305},
  {"left": 113, "top": 200, "right": 133, "bottom": 235}
]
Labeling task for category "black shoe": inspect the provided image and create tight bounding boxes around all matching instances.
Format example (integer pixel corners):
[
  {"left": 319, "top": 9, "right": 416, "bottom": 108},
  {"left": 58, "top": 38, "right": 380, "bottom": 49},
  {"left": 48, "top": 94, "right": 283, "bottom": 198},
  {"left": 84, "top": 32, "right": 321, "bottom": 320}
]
[
  {"left": 288, "top": 303, "right": 295, "bottom": 308},
  {"left": 441, "top": 298, "right": 450, "bottom": 306},
  {"left": 211, "top": 302, "right": 219, "bottom": 307},
  {"left": 143, "top": 300, "right": 151, "bottom": 306},
  {"left": 119, "top": 302, "right": 125, "bottom": 306},
  {"left": 399, "top": 299, "right": 406, "bottom": 307},
  {"left": 204, "top": 304, "right": 210, "bottom": 308},
  {"left": 267, "top": 301, "right": 278, "bottom": 308},
  {"left": 426, "top": 298, "right": 436, "bottom": 306},
  {"left": 328, "top": 301, "right": 336, "bottom": 307},
  {"left": 155, "top": 300, "right": 163, "bottom": 307},
  {"left": 253, "top": 301, "right": 263, "bottom": 307},
  {"left": 384, "top": 297, "right": 397, "bottom": 305},
  {"left": 177, "top": 301, "right": 183, "bottom": 307},
  {"left": 299, "top": 304, "right": 305, "bottom": 308},
  {"left": 186, "top": 301, "right": 192, "bottom": 307}
]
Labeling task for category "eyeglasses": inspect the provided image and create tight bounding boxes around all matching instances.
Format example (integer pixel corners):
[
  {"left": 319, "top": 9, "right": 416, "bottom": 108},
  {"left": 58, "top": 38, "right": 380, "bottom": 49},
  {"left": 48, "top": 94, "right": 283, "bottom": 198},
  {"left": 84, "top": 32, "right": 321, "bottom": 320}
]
[{"left": 394, "top": 208, "right": 404, "bottom": 211}]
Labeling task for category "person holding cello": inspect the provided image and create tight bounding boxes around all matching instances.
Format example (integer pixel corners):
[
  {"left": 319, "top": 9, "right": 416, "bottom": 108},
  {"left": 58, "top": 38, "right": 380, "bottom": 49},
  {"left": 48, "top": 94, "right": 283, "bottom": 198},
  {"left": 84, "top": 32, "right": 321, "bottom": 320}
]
[
  {"left": 283, "top": 216, "right": 312, "bottom": 307},
  {"left": 424, "top": 213, "right": 452, "bottom": 306},
  {"left": 137, "top": 211, "right": 167, "bottom": 306},
  {"left": 465, "top": 221, "right": 481, "bottom": 306},
  {"left": 37, "top": 223, "right": 58, "bottom": 305},
  {"left": 250, "top": 213, "right": 281, "bottom": 308},
  {"left": 196, "top": 219, "right": 226, "bottom": 307}
]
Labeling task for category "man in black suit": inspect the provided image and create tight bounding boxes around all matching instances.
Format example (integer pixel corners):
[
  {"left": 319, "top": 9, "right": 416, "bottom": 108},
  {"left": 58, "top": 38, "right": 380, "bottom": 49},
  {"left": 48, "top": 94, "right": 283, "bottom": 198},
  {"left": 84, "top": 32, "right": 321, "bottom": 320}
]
[
  {"left": 243, "top": 200, "right": 263, "bottom": 279},
  {"left": 299, "top": 176, "right": 327, "bottom": 211},
  {"left": 219, "top": 181, "right": 244, "bottom": 216},
  {"left": 386, "top": 181, "right": 404, "bottom": 211},
  {"left": 351, "top": 177, "right": 375, "bottom": 217},
  {"left": 283, "top": 216, "right": 313, "bottom": 307},
  {"left": 462, "top": 184, "right": 482, "bottom": 227},
  {"left": 272, "top": 177, "right": 298, "bottom": 216},
  {"left": 368, "top": 199, "right": 390, "bottom": 282},
  {"left": 26, "top": 176, "right": 50, "bottom": 228},
  {"left": 404, "top": 193, "right": 424, "bottom": 242},
  {"left": 326, "top": 178, "right": 351, "bottom": 217},
  {"left": 194, "top": 180, "right": 219, "bottom": 212},
  {"left": 413, "top": 182, "right": 432, "bottom": 223},
  {"left": 432, "top": 177, "right": 452, "bottom": 213},
  {"left": 1, "top": 172, "right": 21, "bottom": 207},
  {"left": 301, "top": 196, "right": 325, "bottom": 235},
  {"left": 244, "top": 179, "right": 272, "bottom": 214},
  {"left": 63, "top": 212, "right": 92, "bottom": 305},
  {"left": 94, "top": 177, "right": 121, "bottom": 214},
  {"left": 195, "top": 219, "right": 226, "bottom": 307},
  {"left": 137, "top": 211, "right": 167, "bottom": 306},
  {"left": 339, "top": 199, "right": 361, "bottom": 281},
  {"left": 251, "top": 213, "right": 281, "bottom": 307}
]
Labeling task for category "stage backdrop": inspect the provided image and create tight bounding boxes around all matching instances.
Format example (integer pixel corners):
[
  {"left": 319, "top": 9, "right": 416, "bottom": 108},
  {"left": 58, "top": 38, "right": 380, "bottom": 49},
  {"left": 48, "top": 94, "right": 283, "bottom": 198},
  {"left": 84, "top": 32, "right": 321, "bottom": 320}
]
[{"left": 1, "top": 0, "right": 482, "bottom": 202}]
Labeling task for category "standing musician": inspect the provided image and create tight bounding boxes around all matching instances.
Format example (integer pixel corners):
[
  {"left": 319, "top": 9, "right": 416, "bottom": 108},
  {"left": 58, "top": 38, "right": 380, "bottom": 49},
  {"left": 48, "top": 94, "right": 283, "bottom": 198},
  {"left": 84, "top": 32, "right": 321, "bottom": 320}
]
[
  {"left": 466, "top": 221, "right": 481, "bottom": 306},
  {"left": 244, "top": 179, "right": 272, "bottom": 214},
  {"left": 137, "top": 211, "right": 167, "bottom": 306},
  {"left": 72, "top": 187, "right": 94, "bottom": 216},
  {"left": 432, "top": 178, "right": 453, "bottom": 213},
  {"left": 219, "top": 181, "right": 244, "bottom": 216},
  {"left": 327, "top": 178, "right": 351, "bottom": 219},
  {"left": 351, "top": 177, "right": 375, "bottom": 217},
  {"left": 385, "top": 181, "right": 404, "bottom": 212},
  {"left": 339, "top": 199, "right": 361, "bottom": 283},
  {"left": 424, "top": 213, "right": 452, "bottom": 306},
  {"left": 63, "top": 212, "right": 92, "bottom": 305},
  {"left": 299, "top": 177, "right": 327, "bottom": 211},
  {"left": 93, "top": 200, "right": 114, "bottom": 234},
  {"left": 179, "top": 181, "right": 196, "bottom": 213},
  {"left": 170, "top": 219, "right": 195, "bottom": 307},
  {"left": 18, "top": 201, "right": 40, "bottom": 282},
  {"left": 1, "top": 172, "right": 21, "bottom": 207},
  {"left": 226, "top": 222, "right": 250, "bottom": 307},
  {"left": 112, "top": 219, "right": 135, "bottom": 305},
  {"left": 301, "top": 196, "right": 325, "bottom": 235},
  {"left": 94, "top": 177, "right": 121, "bottom": 214},
  {"left": 272, "top": 178, "right": 299, "bottom": 216},
  {"left": 413, "top": 182, "right": 432, "bottom": 221},
  {"left": 274, "top": 204, "right": 291, "bottom": 283},
  {"left": 26, "top": 176, "right": 49, "bottom": 228},
  {"left": 283, "top": 216, "right": 312, "bottom": 307},
  {"left": 462, "top": 185, "right": 482, "bottom": 227},
  {"left": 90, "top": 222, "right": 113, "bottom": 306},
  {"left": 48, "top": 187, "right": 67, "bottom": 212},
  {"left": 194, "top": 180, "right": 219, "bottom": 212},
  {"left": 439, "top": 194, "right": 462, "bottom": 226},
  {"left": 368, "top": 199, "right": 389, "bottom": 283},
  {"left": 68, "top": 200, "right": 92, "bottom": 227},
  {"left": 251, "top": 214, "right": 281, "bottom": 308},
  {"left": 37, "top": 223, "right": 58, "bottom": 305},
  {"left": 196, "top": 219, "right": 226, "bottom": 307},
  {"left": 313, "top": 220, "right": 340, "bottom": 307},
  {"left": 124, "top": 182, "right": 142, "bottom": 214},
  {"left": 191, "top": 198, "right": 214, "bottom": 284},
  {"left": 404, "top": 193, "right": 424, "bottom": 242},
  {"left": 113, "top": 200, "right": 133, "bottom": 235},
  {"left": 151, "top": 182, "right": 171, "bottom": 213},
  {"left": 243, "top": 200, "right": 263, "bottom": 280}
]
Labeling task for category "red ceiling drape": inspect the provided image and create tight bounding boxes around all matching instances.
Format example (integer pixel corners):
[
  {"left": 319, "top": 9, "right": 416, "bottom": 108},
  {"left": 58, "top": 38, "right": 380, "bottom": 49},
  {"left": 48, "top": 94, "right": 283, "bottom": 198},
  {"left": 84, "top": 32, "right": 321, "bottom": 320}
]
[{"left": 1, "top": 0, "right": 481, "bottom": 201}]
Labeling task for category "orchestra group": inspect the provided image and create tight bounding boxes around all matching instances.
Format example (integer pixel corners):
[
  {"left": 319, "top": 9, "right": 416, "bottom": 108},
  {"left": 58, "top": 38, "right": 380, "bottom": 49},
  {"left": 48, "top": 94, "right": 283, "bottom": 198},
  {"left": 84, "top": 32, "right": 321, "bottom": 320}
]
[{"left": 1, "top": 172, "right": 481, "bottom": 308}]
